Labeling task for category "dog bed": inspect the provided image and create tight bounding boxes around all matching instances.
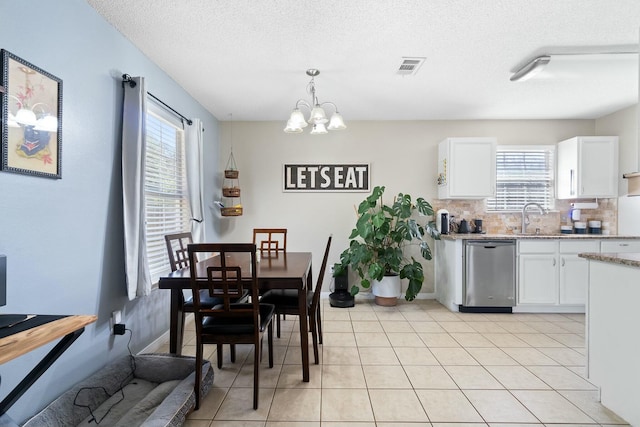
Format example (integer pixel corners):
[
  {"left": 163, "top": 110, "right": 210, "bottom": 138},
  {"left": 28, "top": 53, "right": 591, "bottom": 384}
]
[{"left": 22, "top": 354, "right": 213, "bottom": 427}]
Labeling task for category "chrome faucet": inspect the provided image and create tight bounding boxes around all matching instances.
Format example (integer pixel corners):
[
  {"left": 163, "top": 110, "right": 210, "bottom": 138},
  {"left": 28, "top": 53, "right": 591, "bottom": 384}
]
[{"left": 521, "top": 202, "right": 545, "bottom": 234}]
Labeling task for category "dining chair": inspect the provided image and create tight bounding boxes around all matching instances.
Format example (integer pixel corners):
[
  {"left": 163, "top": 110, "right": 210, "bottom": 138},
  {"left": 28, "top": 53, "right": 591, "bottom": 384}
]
[
  {"left": 259, "top": 235, "right": 331, "bottom": 364},
  {"left": 164, "top": 232, "right": 245, "bottom": 363},
  {"left": 188, "top": 243, "right": 275, "bottom": 410},
  {"left": 164, "top": 232, "right": 193, "bottom": 272},
  {"left": 252, "top": 228, "right": 287, "bottom": 253}
]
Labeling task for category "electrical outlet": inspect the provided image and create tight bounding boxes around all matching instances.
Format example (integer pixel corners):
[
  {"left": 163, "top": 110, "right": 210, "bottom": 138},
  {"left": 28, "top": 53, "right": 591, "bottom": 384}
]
[
  {"left": 111, "top": 310, "right": 123, "bottom": 335},
  {"left": 112, "top": 310, "right": 122, "bottom": 325}
]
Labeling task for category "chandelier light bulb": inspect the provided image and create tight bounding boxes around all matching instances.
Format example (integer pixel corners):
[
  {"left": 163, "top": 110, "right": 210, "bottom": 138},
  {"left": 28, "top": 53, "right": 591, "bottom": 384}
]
[
  {"left": 327, "top": 112, "right": 346, "bottom": 130},
  {"left": 309, "top": 105, "right": 328, "bottom": 124},
  {"left": 284, "top": 120, "right": 304, "bottom": 133},
  {"left": 289, "top": 109, "right": 308, "bottom": 128},
  {"left": 310, "top": 122, "right": 328, "bottom": 135}
]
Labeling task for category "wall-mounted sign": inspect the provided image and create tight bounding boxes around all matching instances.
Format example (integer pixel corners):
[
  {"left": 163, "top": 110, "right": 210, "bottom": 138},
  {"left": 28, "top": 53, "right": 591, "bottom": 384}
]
[{"left": 283, "top": 164, "right": 370, "bottom": 192}]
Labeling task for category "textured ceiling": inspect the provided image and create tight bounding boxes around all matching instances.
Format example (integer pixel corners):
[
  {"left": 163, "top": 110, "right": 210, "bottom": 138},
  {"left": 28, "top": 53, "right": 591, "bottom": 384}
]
[{"left": 86, "top": 0, "right": 639, "bottom": 122}]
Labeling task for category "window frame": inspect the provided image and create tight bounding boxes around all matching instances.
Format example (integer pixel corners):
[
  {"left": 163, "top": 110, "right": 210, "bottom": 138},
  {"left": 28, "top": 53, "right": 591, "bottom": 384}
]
[{"left": 144, "top": 99, "right": 190, "bottom": 285}]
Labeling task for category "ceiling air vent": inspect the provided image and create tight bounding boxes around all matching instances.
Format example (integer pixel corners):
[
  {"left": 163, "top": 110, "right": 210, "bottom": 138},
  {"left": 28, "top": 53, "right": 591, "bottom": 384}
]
[{"left": 397, "top": 57, "right": 426, "bottom": 75}]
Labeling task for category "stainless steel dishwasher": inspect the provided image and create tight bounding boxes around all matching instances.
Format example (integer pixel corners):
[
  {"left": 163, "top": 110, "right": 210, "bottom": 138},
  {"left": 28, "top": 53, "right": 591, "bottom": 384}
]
[{"left": 462, "top": 240, "right": 516, "bottom": 313}]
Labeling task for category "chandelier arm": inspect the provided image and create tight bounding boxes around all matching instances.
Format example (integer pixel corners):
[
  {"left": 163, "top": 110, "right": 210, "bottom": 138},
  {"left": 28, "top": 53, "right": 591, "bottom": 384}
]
[
  {"left": 294, "top": 99, "right": 312, "bottom": 111},
  {"left": 319, "top": 101, "right": 340, "bottom": 114}
]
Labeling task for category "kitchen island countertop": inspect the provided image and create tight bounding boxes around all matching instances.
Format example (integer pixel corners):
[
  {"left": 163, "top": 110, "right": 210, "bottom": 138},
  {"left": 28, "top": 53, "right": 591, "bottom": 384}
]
[{"left": 578, "top": 252, "right": 640, "bottom": 268}]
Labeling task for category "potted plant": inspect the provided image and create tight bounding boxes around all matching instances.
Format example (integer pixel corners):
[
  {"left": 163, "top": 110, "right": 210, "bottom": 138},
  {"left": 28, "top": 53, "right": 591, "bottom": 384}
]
[{"left": 333, "top": 185, "right": 440, "bottom": 305}]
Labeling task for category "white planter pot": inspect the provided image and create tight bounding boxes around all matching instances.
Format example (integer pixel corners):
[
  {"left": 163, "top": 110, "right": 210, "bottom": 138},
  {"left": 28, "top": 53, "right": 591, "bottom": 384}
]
[{"left": 372, "top": 275, "right": 401, "bottom": 306}]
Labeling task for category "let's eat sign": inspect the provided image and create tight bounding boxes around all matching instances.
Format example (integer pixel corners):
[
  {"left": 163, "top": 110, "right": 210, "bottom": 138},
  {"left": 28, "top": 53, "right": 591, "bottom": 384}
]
[{"left": 283, "top": 164, "right": 370, "bottom": 192}]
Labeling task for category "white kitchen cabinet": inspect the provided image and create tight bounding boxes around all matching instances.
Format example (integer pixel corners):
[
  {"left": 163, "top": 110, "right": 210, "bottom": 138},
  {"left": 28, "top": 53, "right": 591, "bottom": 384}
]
[
  {"left": 556, "top": 136, "right": 618, "bottom": 199},
  {"left": 600, "top": 240, "right": 640, "bottom": 253},
  {"left": 518, "top": 240, "right": 599, "bottom": 308},
  {"left": 518, "top": 241, "right": 558, "bottom": 305},
  {"left": 434, "top": 238, "right": 464, "bottom": 312},
  {"left": 437, "top": 237, "right": 640, "bottom": 314},
  {"left": 558, "top": 240, "right": 600, "bottom": 305},
  {"left": 519, "top": 253, "right": 558, "bottom": 304},
  {"left": 438, "top": 137, "right": 496, "bottom": 199}
]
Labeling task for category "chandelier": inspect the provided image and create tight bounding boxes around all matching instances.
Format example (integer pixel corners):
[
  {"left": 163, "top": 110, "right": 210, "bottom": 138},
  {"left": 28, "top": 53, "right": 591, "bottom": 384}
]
[{"left": 284, "top": 69, "right": 346, "bottom": 135}]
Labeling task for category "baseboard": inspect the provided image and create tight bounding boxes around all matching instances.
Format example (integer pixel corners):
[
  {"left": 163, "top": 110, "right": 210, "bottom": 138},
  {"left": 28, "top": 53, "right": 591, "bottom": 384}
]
[
  {"left": 140, "top": 313, "right": 194, "bottom": 354},
  {"left": 320, "top": 291, "right": 437, "bottom": 301}
]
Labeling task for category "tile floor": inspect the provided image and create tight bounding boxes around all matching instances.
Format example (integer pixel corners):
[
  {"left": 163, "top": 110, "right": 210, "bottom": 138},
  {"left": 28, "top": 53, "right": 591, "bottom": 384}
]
[{"left": 163, "top": 299, "right": 629, "bottom": 427}]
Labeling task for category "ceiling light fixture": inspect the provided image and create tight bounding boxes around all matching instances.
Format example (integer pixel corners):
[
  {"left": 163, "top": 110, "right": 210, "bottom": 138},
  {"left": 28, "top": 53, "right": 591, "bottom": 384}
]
[
  {"left": 284, "top": 69, "right": 346, "bottom": 135},
  {"left": 510, "top": 56, "right": 551, "bottom": 81},
  {"left": 510, "top": 51, "right": 637, "bottom": 82}
]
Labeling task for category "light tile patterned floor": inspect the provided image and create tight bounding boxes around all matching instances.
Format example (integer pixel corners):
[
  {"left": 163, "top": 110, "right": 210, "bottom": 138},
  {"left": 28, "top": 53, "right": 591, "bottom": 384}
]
[{"left": 166, "top": 299, "right": 629, "bottom": 427}]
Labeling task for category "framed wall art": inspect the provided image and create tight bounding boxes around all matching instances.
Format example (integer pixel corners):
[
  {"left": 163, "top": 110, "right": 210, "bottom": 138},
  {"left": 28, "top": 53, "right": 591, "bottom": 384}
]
[
  {"left": 1, "top": 49, "right": 62, "bottom": 179},
  {"left": 283, "top": 163, "right": 370, "bottom": 192}
]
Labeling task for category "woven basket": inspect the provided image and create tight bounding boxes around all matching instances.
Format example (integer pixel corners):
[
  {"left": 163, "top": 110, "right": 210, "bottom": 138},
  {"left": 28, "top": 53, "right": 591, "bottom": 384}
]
[
  {"left": 224, "top": 169, "right": 239, "bottom": 179},
  {"left": 222, "top": 187, "right": 241, "bottom": 197},
  {"left": 221, "top": 206, "right": 243, "bottom": 216}
]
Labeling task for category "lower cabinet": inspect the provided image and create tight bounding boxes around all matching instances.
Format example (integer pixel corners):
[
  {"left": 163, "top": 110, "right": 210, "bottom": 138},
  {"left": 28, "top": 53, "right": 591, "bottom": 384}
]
[
  {"left": 518, "top": 252, "right": 558, "bottom": 304},
  {"left": 518, "top": 240, "right": 599, "bottom": 308},
  {"left": 558, "top": 241, "right": 599, "bottom": 305},
  {"left": 437, "top": 237, "right": 640, "bottom": 313}
]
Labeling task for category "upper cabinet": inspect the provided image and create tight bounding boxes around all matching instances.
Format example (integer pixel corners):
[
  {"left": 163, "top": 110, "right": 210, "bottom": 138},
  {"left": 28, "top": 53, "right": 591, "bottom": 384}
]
[
  {"left": 437, "top": 137, "right": 497, "bottom": 199},
  {"left": 556, "top": 136, "right": 618, "bottom": 199}
]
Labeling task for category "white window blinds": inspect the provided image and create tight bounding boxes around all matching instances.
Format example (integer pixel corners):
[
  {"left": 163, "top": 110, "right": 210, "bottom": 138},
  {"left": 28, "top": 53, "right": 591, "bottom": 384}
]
[
  {"left": 144, "top": 103, "right": 189, "bottom": 282},
  {"left": 486, "top": 146, "right": 555, "bottom": 212}
]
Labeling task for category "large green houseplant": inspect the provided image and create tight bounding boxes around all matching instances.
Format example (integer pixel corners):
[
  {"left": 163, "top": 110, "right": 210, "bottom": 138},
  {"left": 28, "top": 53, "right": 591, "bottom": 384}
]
[{"left": 334, "top": 185, "right": 440, "bottom": 302}]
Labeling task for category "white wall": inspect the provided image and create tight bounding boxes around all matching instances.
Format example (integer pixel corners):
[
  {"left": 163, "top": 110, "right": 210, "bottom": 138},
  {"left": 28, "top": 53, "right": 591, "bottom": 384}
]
[
  {"left": 595, "top": 104, "right": 638, "bottom": 195},
  {"left": 214, "top": 119, "right": 594, "bottom": 296}
]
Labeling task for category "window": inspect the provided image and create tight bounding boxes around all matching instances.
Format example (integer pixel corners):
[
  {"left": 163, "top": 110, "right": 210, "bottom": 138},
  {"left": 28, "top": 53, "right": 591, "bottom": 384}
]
[
  {"left": 486, "top": 146, "right": 555, "bottom": 212},
  {"left": 144, "top": 101, "right": 189, "bottom": 283}
]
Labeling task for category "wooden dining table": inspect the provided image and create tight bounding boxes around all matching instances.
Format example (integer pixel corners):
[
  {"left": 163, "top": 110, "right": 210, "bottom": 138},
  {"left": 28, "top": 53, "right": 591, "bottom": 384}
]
[{"left": 158, "top": 251, "right": 313, "bottom": 382}]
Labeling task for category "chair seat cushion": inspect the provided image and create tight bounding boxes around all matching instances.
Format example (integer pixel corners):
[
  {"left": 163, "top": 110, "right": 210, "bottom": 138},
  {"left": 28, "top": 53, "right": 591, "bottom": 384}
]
[
  {"left": 202, "top": 303, "right": 275, "bottom": 334},
  {"left": 260, "top": 289, "right": 313, "bottom": 309}
]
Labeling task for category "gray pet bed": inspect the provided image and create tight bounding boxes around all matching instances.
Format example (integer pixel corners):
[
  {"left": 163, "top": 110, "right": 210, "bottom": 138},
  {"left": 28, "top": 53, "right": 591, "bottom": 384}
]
[{"left": 23, "top": 354, "right": 213, "bottom": 427}]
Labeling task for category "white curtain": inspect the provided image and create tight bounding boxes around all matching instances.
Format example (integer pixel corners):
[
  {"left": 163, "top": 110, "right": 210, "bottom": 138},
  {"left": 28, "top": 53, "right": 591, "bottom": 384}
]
[
  {"left": 186, "top": 118, "right": 205, "bottom": 243},
  {"left": 122, "top": 76, "right": 152, "bottom": 300}
]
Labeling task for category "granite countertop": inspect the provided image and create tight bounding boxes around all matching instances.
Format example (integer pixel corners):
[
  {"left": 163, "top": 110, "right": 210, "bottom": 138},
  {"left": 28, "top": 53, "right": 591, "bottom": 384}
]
[
  {"left": 579, "top": 252, "right": 640, "bottom": 268},
  {"left": 439, "top": 233, "right": 640, "bottom": 241}
]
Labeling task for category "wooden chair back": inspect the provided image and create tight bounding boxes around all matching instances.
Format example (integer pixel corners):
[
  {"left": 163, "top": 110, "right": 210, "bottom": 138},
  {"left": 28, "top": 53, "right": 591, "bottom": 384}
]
[
  {"left": 252, "top": 228, "right": 287, "bottom": 252},
  {"left": 164, "top": 232, "right": 193, "bottom": 272},
  {"left": 187, "top": 243, "right": 259, "bottom": 316}
]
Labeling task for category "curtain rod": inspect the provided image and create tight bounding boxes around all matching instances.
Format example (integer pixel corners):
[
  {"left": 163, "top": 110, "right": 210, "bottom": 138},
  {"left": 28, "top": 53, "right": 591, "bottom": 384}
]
[{"left": 122, "top": 74, "right": 193, "bottom": 126}]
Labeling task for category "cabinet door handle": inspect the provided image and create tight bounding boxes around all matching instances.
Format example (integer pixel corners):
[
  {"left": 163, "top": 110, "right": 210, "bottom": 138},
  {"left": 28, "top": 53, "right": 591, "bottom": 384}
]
[
  {"left": 561, "top": 258, "right": 565, "bottom": 267},
  {"left": 553, "top": 258, "right": 556, "bottom": 267},
  {"left": 570, "top": 169, "right": 575, "bottom": 196},
  {"left": 619, "top": 243, "right": 629, "bottom": 247}
]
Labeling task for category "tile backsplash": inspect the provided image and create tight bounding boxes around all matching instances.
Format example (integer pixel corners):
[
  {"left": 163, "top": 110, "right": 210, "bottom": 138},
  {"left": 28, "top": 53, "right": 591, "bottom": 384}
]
[{"left": 432, "top": 198, "right": 617, "bottom": 235}]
